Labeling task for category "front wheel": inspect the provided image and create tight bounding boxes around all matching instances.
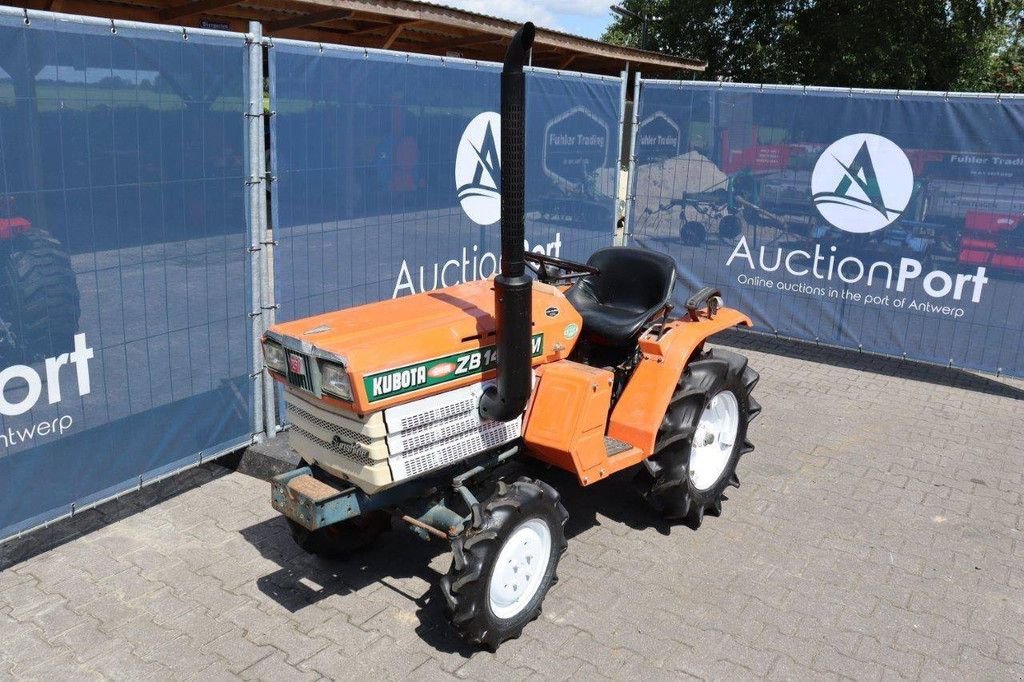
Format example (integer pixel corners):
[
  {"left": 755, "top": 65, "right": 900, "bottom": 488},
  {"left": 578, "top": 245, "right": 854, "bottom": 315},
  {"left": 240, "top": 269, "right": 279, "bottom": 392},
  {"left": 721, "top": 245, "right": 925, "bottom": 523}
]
[
  {"left": 286, "top": 511, "right": 388, "bottom": 560},
  {"left": 440, "top": 478, "right": 568, "bottom": 650},
  {"left": 636, "top": 348, "right": 760, "bottom": 528}
]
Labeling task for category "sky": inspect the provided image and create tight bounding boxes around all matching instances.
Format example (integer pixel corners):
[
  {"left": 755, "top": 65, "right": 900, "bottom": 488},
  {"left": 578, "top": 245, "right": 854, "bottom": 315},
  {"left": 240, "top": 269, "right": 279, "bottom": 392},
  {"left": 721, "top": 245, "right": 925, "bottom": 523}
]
[{"left": 434, "top": 0, "right": 617, "bottom": 40}]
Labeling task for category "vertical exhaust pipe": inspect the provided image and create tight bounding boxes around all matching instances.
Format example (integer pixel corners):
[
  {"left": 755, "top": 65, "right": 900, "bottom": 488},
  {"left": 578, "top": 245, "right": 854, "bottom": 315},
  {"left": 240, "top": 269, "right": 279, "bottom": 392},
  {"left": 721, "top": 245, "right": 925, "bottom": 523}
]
[{"left": 479, "top": 22, "right": 535, "bottom": 422}]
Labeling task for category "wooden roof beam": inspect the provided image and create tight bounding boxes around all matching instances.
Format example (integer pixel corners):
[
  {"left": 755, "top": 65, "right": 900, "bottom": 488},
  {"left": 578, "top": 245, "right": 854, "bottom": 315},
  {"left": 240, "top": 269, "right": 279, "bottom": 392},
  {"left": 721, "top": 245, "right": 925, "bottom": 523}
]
[
  {"left": 342, "top": 17, "right": 421, "bottom": 37},
  {"left": 422, "top": 33, "right": 503, "bottom": 50},
  {"left": 381, "top": 23, "right": 406, "bottom": 49},
  {"left": 159, "top": 0, "right": 240, "bottom": 21},
  {"left": 266, "top": 8, "right": 353, "bottom": 32}
]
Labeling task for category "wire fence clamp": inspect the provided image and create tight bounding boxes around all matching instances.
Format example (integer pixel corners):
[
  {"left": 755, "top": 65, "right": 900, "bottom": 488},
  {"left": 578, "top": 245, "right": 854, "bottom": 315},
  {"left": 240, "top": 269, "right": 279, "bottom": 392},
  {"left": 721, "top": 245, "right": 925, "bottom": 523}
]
[
  {"left": 245, "top": 175, "right": 264, "bottom": 186},
  {"left": 260, "top": 239, "right": 279, "bottom": 246},
  {"left": 22, "top": 8, "right": 29, "bottom": 25},
  {"left": 261, "top": 304, "right": 280, "bottom": 311},
  {"left": 182, "top": 26, "right": 188, "bottom": 40},
  {"left": 247, "top": 244, "right": 262, "bottom": 253}
]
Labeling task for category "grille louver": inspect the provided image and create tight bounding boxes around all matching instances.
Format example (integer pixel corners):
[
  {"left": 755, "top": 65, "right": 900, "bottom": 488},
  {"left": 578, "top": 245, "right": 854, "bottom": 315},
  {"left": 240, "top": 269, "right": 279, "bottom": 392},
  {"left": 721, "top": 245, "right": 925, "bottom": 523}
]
[{"left": 384, "top": 379, "right": 523, "bottom": 482}]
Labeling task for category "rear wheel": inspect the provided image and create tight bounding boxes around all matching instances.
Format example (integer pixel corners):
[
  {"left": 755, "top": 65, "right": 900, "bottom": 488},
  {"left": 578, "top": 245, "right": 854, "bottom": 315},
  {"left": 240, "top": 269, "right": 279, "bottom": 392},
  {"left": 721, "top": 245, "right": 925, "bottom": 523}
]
[
  {"left": 440, "top": 477, "right": 567, "bottom": 650},
  {"left": 636, "top": 348, "right": 760, "bottom": 528}
]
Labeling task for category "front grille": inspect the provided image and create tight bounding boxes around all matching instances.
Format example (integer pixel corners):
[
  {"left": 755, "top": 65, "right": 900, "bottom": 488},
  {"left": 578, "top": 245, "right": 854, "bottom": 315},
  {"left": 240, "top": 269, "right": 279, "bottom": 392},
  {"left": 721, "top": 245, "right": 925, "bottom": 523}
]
[
  {"left": 286, "top": 402, "right": 372, "bottom": 444},
  {"left": 286, "top": 352, "right": 311, "bottom": 391},
  {"left": 289, "top": 423, "right": 373, "bottom": 467}
]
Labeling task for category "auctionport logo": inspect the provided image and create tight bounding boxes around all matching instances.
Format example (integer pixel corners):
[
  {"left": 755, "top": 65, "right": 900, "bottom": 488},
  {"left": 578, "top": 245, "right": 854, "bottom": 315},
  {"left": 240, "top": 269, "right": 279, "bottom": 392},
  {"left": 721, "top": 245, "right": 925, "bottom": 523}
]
[
  {"left": 456, "top": 112, "right": 501, "bottom": 226},
  {"left": 811, "top": 133, "right": 914, "bottom": 234},
  {"left": 0, "top": 333, "right": 93, "bottom": 448}
]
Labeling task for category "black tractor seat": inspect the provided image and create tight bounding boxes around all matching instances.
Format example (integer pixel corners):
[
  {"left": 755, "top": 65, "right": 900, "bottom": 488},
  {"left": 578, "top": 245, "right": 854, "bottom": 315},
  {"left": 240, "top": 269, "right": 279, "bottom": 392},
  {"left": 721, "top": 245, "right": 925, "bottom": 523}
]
[{"left": 565, "top": 247, "right": 677, "bottom": 347}]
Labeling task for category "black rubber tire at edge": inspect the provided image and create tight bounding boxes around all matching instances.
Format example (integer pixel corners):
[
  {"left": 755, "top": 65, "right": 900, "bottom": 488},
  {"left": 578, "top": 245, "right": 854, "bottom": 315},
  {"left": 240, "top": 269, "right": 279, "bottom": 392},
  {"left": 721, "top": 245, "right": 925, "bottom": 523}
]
[
  {"left": 0, "top": 227, "right": 80, "bottom": 361},
  {"left": 286, "top": 511, "right": 389, "bottom": 560}
]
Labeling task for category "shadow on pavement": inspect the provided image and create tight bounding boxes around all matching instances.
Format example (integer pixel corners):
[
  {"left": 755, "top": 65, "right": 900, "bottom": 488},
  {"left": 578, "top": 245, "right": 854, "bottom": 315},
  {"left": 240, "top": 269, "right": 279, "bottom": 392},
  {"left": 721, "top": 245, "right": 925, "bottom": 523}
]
[
  {"left": 240, "top": 513, "right": 481, "bottom": 656},
  {"left": 238, "top": 459, "right": 684, "bottom": 654},
  {"left": 713, "top": 327, "right": 1024, "bottom": 400}
]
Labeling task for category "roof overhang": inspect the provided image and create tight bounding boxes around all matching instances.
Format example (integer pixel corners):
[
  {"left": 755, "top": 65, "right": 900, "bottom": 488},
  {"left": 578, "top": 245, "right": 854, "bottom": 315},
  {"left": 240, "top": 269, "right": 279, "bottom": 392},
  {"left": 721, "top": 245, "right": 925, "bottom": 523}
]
[{"left": 23, "top": 0, "right": 706, "bottom": 76}]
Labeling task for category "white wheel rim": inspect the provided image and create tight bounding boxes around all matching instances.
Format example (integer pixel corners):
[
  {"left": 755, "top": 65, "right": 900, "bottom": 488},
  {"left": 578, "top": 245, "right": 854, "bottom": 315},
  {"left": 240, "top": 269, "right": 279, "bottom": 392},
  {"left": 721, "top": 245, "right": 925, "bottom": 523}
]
[
  {"left": 688, "top": 390, "right": 740, "bottom": 491},
  {"left": 488, "top": 518, "right": 552, "bottom": 620}
]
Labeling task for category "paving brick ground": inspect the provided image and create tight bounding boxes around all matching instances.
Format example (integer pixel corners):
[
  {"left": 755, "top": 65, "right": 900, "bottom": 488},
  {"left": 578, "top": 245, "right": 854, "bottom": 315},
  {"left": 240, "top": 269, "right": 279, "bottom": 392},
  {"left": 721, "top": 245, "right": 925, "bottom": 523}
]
[{"left": 2, "top": 333, "right": 1023, "bottom": 680}]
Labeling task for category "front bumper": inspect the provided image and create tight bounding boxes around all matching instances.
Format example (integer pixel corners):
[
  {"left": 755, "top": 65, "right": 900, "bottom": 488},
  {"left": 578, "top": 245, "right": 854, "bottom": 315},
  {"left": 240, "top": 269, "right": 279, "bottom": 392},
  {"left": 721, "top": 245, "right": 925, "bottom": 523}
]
[{"left": 271, "top": 466, "right": 362, "bottom": 531}]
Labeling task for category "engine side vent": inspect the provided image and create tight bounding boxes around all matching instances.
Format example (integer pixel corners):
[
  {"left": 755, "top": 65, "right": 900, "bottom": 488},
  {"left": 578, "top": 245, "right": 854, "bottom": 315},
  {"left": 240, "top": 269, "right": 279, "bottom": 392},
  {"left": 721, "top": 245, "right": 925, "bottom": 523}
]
[
  {"left": 394, "top": 396, "right": 477, "bottom": 431},
  {"left": 392, "top": 420, "right": 521, "bottom": 481},
  {"left": 383, "top": 379, "right": 524, "bottom": 482}
]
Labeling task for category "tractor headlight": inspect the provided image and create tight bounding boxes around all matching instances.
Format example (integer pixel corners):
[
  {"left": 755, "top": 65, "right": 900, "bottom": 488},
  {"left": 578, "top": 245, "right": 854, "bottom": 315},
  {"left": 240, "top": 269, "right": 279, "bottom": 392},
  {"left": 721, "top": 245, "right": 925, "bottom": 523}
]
[
  {"left": 262, "top": 340, "right": 287, "bottom": 374},
  {"left": 320, "top": 361, "right": 353, "bottom": 401}
]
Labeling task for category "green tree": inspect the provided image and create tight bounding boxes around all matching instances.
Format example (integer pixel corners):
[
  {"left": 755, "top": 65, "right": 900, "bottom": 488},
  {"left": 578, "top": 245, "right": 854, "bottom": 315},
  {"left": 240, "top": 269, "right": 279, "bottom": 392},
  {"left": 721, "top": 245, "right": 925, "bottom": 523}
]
[
  {"left": 605, "top": 0, "right": 802, "bottom": 83},
  {"left": 976, "top": 3, "right": 1024, "bottom": 91},
  {"left": 604, "top": 0, "right": 1022, "bottom": 91}
]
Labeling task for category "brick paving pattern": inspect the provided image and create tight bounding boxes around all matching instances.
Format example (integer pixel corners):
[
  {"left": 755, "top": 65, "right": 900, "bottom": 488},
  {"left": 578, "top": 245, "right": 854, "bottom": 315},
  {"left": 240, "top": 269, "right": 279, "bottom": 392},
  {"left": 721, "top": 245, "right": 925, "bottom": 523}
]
[{"left": 1, "top": 335, "right": 1023, "bottom": 680}]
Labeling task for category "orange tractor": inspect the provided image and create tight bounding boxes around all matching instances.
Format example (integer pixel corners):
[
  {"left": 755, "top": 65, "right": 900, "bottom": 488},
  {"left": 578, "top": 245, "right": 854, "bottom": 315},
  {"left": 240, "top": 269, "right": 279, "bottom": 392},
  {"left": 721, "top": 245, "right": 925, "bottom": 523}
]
[{"left": 264, "top": 23, "right": 760, "bottom": 649}]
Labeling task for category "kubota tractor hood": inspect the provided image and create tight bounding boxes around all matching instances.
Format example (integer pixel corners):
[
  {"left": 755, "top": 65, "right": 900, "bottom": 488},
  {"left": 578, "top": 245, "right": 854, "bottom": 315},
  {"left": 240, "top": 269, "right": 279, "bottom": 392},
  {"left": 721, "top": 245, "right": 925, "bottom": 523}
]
[{"left": 265, "top": 279, "right": 582, "bottom": 414}]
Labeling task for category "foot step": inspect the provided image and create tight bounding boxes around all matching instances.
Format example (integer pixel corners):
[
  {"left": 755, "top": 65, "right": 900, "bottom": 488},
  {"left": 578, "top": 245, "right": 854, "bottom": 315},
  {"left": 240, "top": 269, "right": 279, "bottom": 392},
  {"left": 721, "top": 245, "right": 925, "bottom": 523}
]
[{"left": 604, "top": 436, "right": 632, "bottom": 457}]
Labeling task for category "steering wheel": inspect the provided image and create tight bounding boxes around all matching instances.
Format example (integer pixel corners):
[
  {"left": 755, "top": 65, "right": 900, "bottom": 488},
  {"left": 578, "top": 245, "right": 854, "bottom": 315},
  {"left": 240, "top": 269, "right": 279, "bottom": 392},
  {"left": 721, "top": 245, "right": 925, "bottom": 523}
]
[{"left": 523, "top": 252, "right": 599, "bottom": 284}]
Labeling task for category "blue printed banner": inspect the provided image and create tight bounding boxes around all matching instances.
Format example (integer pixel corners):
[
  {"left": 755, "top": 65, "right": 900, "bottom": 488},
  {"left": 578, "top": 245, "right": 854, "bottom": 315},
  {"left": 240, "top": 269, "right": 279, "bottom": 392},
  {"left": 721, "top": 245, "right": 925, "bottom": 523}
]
[
  {"left": 0, "top": 14, "right": 253, "bottom": 540},
  {"left": 630, "top": 81, "right": 1024, "bottom": 376},
  {"left": 270, "top": 41, "right": 620, "bottom": 321}
]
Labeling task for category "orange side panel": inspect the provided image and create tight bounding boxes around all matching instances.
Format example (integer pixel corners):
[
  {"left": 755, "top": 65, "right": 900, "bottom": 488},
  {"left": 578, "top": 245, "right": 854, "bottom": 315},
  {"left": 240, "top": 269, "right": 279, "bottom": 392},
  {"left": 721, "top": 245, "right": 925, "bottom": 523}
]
[
  {"left": 523, "top": 361, "right": 614, "bottom": 482},
  {"left": 607, "top": 308, "right": 752, "bottom": 455}
]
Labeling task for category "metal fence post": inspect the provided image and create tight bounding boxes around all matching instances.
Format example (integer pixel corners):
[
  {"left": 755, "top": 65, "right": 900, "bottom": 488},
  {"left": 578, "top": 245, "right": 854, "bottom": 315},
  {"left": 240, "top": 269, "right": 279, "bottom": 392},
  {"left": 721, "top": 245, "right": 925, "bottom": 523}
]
[
  {"left": 622, "top": 72, "right": 642, "bottom": 247},
  {"left": 256, "top": 26, "right": 278, "bottom": 441},
  {"left": 246, "top": 21, "right": 266, "bottom": 441},
  {"left": 614, "top": 68, "right": 628, "bottom": 246}
]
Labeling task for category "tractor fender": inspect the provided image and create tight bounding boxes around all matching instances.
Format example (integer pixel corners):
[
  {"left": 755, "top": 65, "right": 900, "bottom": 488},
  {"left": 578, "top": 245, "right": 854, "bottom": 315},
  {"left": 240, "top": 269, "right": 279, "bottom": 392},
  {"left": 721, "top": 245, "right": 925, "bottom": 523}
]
[{"left": 607, "top": 308, "right": 751, "bottom": 455}]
